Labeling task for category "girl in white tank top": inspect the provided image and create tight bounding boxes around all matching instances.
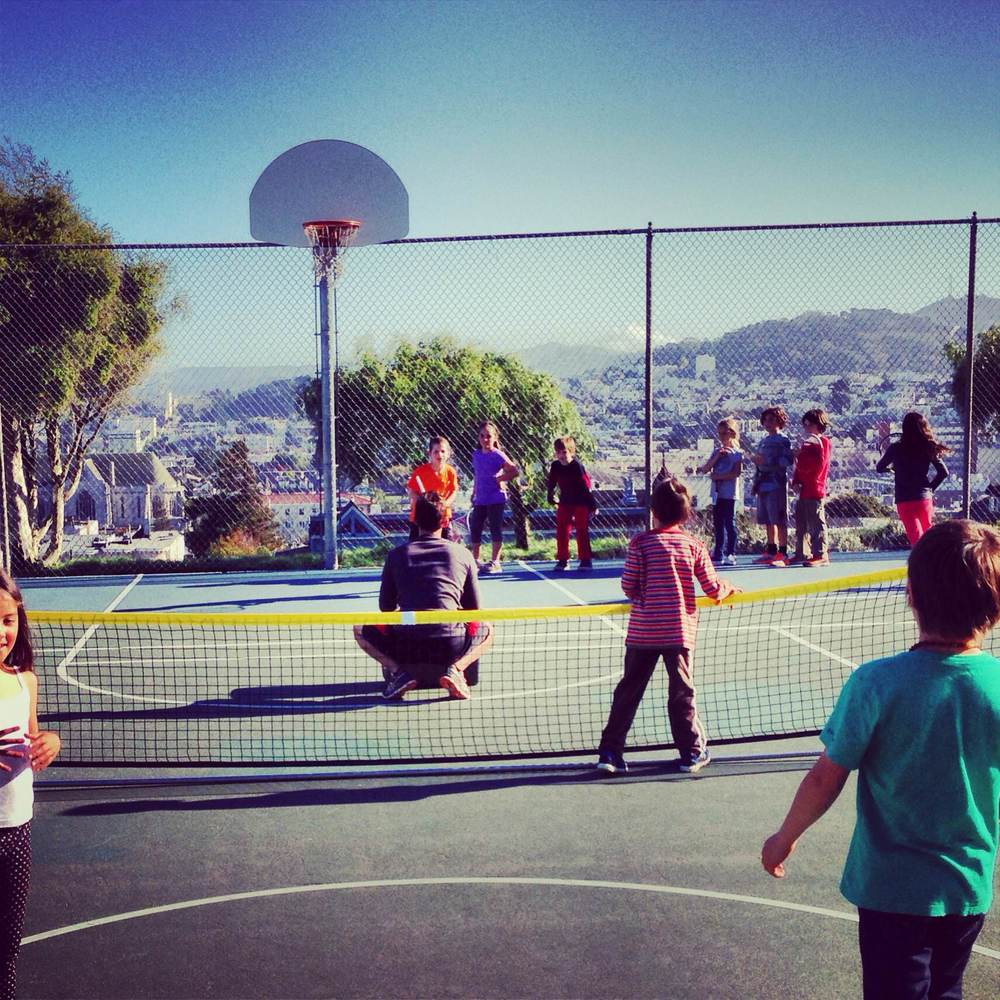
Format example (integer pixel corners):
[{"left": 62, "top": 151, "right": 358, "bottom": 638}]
[{"left": 1, "top": 571, "right": 61, "bottom": 1000}]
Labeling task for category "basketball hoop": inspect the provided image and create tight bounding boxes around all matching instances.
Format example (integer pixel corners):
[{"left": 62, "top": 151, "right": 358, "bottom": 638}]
[{"left": 303, "top": 219, "right": 361, "bottom": 281}]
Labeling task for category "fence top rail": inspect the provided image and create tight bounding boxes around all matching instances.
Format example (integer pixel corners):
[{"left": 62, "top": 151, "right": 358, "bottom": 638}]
[{"left": 0, "top": 215, "right": 996, "bottom": 252}]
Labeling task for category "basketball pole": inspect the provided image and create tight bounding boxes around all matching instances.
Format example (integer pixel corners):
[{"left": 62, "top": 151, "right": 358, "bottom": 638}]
[{"left": 317, "top": 270, "right": 339, "bottom": 570}]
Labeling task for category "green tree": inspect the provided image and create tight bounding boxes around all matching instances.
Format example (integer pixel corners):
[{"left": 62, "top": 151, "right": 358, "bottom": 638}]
[
  {"left": 297, "top": 336, "right": 593, "bottom": 547},
  {"left": 0, "top": 139, "right": 173, "bottom": 568},
  {"left": 184, "top": 440, "right": 282, "bottom": 557},
  {"left": 945, "top": 323, "right": 1000, "bottom": 436}
]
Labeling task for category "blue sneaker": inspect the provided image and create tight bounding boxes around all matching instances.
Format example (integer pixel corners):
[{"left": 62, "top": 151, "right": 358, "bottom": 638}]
[
  {"left": 596, "top": 750, "right": 628, "bottom": 774},
  {"left": 383, "top": 671, "right": 417, "bottom": 700},
  {"left": 679, "top": 749, "right": 711, "bottom": 773}
]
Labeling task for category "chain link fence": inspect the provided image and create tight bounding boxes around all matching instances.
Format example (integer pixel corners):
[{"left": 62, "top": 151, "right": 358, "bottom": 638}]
[{"left": 1, "top": 215, "right": 997, "bottom": 575}]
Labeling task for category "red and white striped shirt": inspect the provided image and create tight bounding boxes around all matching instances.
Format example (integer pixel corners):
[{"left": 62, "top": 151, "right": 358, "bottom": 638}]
[{"left": 622, "top": 526, "right": 729, "bottom": 649}]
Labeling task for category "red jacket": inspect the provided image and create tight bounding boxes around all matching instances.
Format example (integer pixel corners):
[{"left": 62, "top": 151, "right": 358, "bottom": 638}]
[{"left": 792, "top": 435, "right": 831, "bottom": 499}]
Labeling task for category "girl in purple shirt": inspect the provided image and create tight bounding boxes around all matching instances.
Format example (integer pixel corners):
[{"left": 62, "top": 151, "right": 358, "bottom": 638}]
[{"left": 469, "top": 422, "right": 519, "bottom": 574}]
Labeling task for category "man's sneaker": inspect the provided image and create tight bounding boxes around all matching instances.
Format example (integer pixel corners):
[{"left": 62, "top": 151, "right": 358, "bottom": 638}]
[
  {"left": 679, "top": 749, "right": 711, "bottom": 773},
  {"left": 770, "top": 554, "right": 789, "bottom": 567},
  {"left": 486, "top": 561, "right": 503, "bottom": 574},
  {"left": 723, "top": 554, "right": 737, "bottom": 566},
  {"left": 753, "top": 553, "right": 774, "bottom": 564},
  {"left": 382, "top": 671, "right": 417, "bottom": 700},
  {"left": 804, "top": 554, "right": 830, "bottom": 567},
  {"left": 578, "top": 559, "right": 593, "bottom": 571},
  {"left": 440, "top": 666, "right": 471, "bottom": 700},
  {"left": 553, "top": 560, "right": 568, "bottom": 572},
  {"left": 596, "top": 750, "right": 628, "bottom": 774}
]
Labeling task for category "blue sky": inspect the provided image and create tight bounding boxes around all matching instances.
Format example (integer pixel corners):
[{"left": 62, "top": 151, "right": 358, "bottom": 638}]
[{"left": 4, "top": 0, "right": 998, "bottom": 243}]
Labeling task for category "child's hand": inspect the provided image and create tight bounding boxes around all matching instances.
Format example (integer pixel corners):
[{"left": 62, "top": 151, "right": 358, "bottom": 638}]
[
  {"left": 761, "top": 832, "right": 796, "bottom": 878},
  {"left": 0, "top": 726, "right": 26, "bottom": 774},
  {"left": 26, "top": 729, "right": 60, "bottom": 772}
]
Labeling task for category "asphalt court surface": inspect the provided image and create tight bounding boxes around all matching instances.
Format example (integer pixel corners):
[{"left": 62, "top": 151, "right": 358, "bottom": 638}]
[{"left": 15, "top": 553, "right": 999, "bottom": 997}]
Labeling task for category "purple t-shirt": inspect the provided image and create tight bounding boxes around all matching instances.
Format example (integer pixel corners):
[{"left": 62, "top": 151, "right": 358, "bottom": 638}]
[{"left": 472, "top": 448, "right": 510, "bottom": 506}]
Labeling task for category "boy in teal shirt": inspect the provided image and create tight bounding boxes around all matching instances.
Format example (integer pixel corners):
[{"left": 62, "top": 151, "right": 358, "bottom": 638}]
[{"left": 762, "top": 519, "right": 1000, "bottom": 998}]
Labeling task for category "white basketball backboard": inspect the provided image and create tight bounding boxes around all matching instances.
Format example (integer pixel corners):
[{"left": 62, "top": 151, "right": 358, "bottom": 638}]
[{"left": 250, "top": 140, "right": 409, "bottom": 247}]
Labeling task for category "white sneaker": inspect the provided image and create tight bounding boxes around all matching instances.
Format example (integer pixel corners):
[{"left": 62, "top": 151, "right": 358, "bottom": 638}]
[
  {"left": 487, "top": 561, "right": 503, "bottom": 574},
  {"left": 723, "top": 554, "right": 737, "bottom": 566}
]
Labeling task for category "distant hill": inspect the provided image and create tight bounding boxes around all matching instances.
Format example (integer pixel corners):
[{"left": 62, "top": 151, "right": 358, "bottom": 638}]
[
  {"left": 134, "top": 366, "right": 310, "bottom": 403},
  {"left": 517, "top": 342, "right": 633, "bottom": 379},
  {"left": 912, "top": 295, "right": 1000, "bottom": 330}
]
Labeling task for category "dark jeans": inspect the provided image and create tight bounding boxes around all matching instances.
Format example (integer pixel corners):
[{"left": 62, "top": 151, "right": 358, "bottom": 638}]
[
  {"left": 360, "top": 624, "right": 484, "bottom": 686},
  {"left": 858, "top": 907, "right": 986, "bottom": 1000},
  {"left": 711, "top": 498, "right": 737, "bottom": 558},
  {"left": 599, "top": 647, "right": 705, "bottom": 758}
]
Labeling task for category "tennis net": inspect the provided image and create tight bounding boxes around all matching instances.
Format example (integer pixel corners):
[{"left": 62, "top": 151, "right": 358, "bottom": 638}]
[{"left": 31, "top": 566, "right": 954, "bottom": 767}]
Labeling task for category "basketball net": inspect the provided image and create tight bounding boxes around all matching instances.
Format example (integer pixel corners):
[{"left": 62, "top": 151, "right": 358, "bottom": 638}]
[{"left": 302, "top": 219, "right": 361, "bottom": 282}]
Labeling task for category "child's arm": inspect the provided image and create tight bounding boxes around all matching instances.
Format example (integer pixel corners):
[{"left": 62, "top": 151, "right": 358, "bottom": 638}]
[
  {"left": 441, "top": 467, "right": 458, "bottom": 505},
  {"left": 24, "top": 672, "right": 60, "bottom": 772},
  {"left": 697, "top": 449, "right": 721, "bottom": 474},
  {"left": 620, "top": 536, "right": 643, "bottom": 602},
  {"left": 496, "top": 455, "right": 519, "bottom": 484},
  {"left": 928, "top": 457, "right": 948, "bottom": 491},
  {"left": 875, "top": 446, "right": 893, "bottom": 473},
  {"left": 761, "top": 752, "right": 849, "bottom": 877},
  {"left": 546, "top": 462, "right": 558, "bottom": 505}
]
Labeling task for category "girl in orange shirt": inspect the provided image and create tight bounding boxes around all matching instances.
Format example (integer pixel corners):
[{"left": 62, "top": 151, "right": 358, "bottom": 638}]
[{"left": 407, "top": 436, "right": 459, "bottom": 541}]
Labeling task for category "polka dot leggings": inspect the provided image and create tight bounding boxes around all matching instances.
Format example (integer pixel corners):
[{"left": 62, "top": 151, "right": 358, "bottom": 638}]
[{"left": 0, "top": 822, "right": 31, "bottom": 1000}]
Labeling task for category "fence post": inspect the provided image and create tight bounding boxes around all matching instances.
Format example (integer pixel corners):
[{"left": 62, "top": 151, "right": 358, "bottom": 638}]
[
  {"left": 318, "top": 273, "right": 339, "bottom": 570},
  {"left": 644, "top": 223, "right": 653, "bottom": 530},
  {"left": 962, "top": 212, "right": 978, "bottom": 519},
  {"left": 0, "top": 402, "right": 9, "bottom": 574}
]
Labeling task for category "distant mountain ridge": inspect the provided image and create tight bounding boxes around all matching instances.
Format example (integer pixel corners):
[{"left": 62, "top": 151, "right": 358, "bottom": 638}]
[{"left": 134, "top": 296, "right": 1000, "bottom": 402}]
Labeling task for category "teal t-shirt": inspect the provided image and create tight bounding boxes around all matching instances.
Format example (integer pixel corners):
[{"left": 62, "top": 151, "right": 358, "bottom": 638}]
[{"left": 821, "top": 647, "right": 1000, "bottom": 916}]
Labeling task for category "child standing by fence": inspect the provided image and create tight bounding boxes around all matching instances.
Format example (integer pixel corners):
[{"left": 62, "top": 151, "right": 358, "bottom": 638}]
[
  {"left": 697, "top": 417, "right": 742, "bottom": 566},
  {"left": 469, "top": 421, "right": 519, "bottom": 574},
  {"left": 751, "top": 406, "right": 794, "bottom": 567},
  {"left": 790, "top": 409, "right": 832, "bottom": 567},
  {"left": 546, "top": 436, "right": 597, "bottom": 572},
  {"left": 876, "top": 411, "right": 949, "bottom": 545},
  {"left": 406, "top": 436, "right": 459, "bottom": 541}
]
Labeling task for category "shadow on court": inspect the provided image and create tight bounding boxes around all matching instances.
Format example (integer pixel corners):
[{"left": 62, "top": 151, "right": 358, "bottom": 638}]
[{"left": 22, "top": 758, "right": 1000, "bottom": 999}]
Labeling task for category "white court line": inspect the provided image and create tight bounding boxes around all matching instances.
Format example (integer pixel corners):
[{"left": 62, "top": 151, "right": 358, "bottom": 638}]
[
  {"left": 56, "top": 574, "right": 186, "bottom": 706},
  {"left": 769, "top": 626, "right": 857, "bottom": 672},
  {"left": 18, "top": 875, "right": 999, "bottom": 961}
]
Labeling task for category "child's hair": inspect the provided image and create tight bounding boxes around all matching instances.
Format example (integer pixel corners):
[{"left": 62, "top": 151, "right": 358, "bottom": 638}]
[
  {"left": 413, "top": 492, "right": 446, "bottom": 533},
  {"left": 759, "top": 406, "right": 788, "bottom": 429},
  {"left": 554, "top": 436, "right": 576, "bottom": 454},
  {"left": 802, "top": 408, "right": 829, "bottom": 432},
  {"left": 478, "top": 421, "right": 500, "bottom": 446},
  {"left": 650, "top": 479, "right": 692, "bottom": 528},
  {"left": 717, "top": 417, "right": 739, "bottom": 443},
  {"left": 427, "top": 435, "right": 450, "bottom": 454},
  {"left": 0, "top": 569, "right": 34, "bottom": 672},
  {"left": 899, "top": 411, "right": 948, "bottom": 460},
  {"left": 908, "top": 519, "right": 1000, "bottom": 641}
]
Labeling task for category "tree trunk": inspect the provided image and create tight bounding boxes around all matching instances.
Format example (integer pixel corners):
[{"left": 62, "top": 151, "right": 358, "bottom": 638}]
[
  {"left": 508, "top": 480, "right": 531, "bottom": 549},
  {"left": 42, "top": 419, "right": 65, "bottom": 565},
  {"left": 4, "top": 413, "right": 40, "bottom": 570}
]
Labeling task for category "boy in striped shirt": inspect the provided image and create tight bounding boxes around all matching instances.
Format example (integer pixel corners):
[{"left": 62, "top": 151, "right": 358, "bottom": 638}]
[{"left": 597, "top": 479, "right": 737, "bottom": 775}]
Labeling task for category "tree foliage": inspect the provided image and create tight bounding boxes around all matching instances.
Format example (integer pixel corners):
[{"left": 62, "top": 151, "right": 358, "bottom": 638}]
[
  {"left": 184, "top": 441, "right": 282, "bottom": 557},
  {"left": 945, "top": 323, "right": 1000, "bottom": 435},
  {"left": 0, "top": 139, "right": 174, "bottom": 567},
  {"left": 297, "top": 336, "right": 594, "bottom": 545}
]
